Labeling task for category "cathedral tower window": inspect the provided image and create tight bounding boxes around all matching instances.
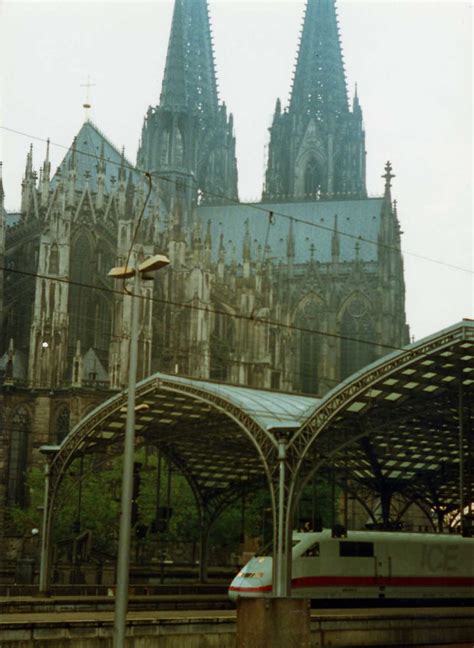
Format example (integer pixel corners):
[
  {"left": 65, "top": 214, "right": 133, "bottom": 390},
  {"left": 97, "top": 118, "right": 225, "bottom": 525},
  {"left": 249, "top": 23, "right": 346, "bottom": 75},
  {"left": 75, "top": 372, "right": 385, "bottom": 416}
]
[
  {"left": 7, "top": 406, "right": 31, "bottom": 508},
  {"left": 174, "top": 127, "right": 184, "bottom": 165},
  {"left": 160, "top": 128, "right": 171, "bottom": 166},
  {"left": 49, "top": 243, "right": 59, "bottom": 275},
  {"left": 304, "top": 158, "right": 322, "bottom": 197}
]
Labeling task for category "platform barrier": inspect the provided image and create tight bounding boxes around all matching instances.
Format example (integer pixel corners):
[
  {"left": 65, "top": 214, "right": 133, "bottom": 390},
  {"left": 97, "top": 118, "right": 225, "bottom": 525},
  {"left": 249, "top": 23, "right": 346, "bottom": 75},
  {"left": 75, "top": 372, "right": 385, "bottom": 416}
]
[{"left": 0, "top": 606, "right": 473, "bottom": 647}]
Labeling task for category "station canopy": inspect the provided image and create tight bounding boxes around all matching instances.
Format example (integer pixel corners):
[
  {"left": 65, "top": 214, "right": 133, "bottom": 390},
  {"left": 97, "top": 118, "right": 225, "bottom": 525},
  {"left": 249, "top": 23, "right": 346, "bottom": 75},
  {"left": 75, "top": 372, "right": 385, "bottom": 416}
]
[{"left": 51, "top": 320, "right": 473, "bottom": 524}]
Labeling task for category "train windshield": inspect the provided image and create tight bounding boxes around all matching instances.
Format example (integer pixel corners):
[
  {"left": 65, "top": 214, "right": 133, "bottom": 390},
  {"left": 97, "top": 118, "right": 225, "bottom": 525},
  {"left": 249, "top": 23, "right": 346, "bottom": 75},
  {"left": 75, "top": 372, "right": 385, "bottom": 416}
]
[
  {"left": 302, "top": 541, "right": 320, "bottom": 557},
  {"left": 255, "top": 539, "right": 300, "bottom": 557}
]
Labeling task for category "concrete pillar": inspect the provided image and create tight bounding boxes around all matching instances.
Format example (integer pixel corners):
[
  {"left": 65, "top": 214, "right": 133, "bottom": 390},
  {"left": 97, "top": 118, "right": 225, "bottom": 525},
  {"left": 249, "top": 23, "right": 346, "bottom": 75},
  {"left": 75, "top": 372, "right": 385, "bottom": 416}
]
[{"left": 236, "top": 598, "right": 311, "bottom": 648}]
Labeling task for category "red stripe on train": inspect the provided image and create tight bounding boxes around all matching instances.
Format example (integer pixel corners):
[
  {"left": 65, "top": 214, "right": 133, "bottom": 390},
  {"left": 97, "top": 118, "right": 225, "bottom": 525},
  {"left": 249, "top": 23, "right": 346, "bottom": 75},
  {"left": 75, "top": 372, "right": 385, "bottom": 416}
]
[
  {"left": 230, "top": 575, "right": 474, "bottom": 594},
  {"left": 229, "top": 584, "right": 273, "bottom": 593},
  {"left": 291, "top": 576, "right": 474, "bottom": 588}
]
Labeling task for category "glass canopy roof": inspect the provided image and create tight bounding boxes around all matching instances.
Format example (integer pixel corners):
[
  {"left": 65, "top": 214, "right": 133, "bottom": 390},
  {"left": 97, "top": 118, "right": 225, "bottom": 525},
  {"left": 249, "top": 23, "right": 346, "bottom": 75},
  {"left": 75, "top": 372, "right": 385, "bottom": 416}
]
[{"left": 50, "top": 320, "right": 473, "bottom": 527}]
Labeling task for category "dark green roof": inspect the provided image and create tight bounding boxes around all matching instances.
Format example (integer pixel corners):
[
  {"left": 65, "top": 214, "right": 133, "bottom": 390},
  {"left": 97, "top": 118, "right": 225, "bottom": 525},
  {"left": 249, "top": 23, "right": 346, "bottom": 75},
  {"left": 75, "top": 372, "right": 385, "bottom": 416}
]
[
  {"left": 51, "top": 120, "right": 139, "bottom": 193},
  {"left": 197, "top": 198, "right": 384, "bottom": 264}
]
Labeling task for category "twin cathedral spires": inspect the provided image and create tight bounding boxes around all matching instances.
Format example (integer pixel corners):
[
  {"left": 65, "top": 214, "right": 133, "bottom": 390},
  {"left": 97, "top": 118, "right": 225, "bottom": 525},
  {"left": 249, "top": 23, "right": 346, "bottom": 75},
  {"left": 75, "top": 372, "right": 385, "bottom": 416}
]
[{"left": 138, "top": 0, "right": 365, "bottom": 205}]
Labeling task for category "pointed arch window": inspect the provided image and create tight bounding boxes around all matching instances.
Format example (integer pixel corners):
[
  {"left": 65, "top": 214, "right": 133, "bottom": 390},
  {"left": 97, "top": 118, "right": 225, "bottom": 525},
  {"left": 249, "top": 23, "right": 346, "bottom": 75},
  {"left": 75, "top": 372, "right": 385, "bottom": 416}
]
[
  {"left": 7, "top": 406, "right": 31, "bottom": 508},
  {"left": 340, "top": 297, "right": 375, "bottom": 380},
  {"left": 69, "top": 233, "right": 93, "bottom": 355},
  {"left": 55, "top": 405, "right": 70, "bottom": 444},
  {"left": 174, "top": 128, "right": 184, "bottom": 165},
  {"left": 210, "top": 306, "right": 235, "bottom": 381},
  {"left": 295, "top": 299, "right": 321, "bottom": 394},
  {"left": 160, "top": 128, "right": 171, "bottom": 166},
  {"left": 89, "top": 294, "right": 112, "bottom": 363},
  {"left": 49, "top": 243, "right": 60, "bottom": 275},
  {"left": 304, "top": 158, "right": 322, "bottom": 197},
  {"left": 68, "top": 235, "right": 112, "bottom": 369}
]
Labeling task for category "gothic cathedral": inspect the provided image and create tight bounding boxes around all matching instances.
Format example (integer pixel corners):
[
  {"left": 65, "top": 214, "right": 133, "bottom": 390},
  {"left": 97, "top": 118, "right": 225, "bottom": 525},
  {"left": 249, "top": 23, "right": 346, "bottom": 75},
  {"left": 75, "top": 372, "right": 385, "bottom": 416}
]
[{"left": 0, "top": 0, "right": 408, "bottom": 514}]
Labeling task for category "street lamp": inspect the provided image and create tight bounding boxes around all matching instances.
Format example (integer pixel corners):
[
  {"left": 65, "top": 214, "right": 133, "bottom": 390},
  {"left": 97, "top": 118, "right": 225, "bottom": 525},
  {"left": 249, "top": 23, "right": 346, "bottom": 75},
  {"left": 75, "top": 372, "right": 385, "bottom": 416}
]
[{"left": 109, "top": 254, "right": 170, "bottom": 648}]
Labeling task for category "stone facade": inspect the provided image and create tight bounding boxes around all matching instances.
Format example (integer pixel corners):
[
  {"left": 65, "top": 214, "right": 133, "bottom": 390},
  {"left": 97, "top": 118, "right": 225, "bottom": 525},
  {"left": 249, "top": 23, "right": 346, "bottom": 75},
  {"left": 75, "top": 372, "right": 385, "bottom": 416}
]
[{"left": 0, "top": 0, "right": 408, "bottom": 534}]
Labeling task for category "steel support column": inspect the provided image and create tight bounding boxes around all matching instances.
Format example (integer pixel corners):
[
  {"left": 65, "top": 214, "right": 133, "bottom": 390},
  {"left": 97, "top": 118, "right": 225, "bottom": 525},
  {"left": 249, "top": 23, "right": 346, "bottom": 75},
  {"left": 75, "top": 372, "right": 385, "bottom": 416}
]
[
  {"left": 459, "top": 382, "right": 465, "bottom": 533},
  {"left": 39, "top": 462, "right": 51, "bottom": 593},
  {"left": 198, "top": 514, "right": 210, "bottom": 583},
  {"left": 275, "top": 438, "right": 288, "bottom": 597}
]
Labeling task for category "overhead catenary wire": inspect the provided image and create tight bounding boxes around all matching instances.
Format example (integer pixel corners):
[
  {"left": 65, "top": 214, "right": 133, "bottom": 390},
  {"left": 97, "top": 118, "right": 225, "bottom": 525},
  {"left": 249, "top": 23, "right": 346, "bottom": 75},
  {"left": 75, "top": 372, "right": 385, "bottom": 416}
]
[{"left": 1, "top": 124, "right": 472, "bottom": 276}]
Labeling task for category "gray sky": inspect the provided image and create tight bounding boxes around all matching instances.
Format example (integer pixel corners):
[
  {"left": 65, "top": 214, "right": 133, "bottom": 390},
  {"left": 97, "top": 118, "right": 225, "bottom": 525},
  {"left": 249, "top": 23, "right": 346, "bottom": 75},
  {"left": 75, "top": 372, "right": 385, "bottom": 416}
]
[{"left": 0, "top": 0, "right": 472, "bottom": 342}]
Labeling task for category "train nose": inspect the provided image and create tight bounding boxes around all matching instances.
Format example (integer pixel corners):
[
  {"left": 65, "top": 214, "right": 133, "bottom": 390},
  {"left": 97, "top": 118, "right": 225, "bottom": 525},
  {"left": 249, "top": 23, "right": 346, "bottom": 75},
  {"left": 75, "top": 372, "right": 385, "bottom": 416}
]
[
  {"left": 228, "top": 563, "right": 270, "bottom": 600},
  {"left": 228, "top": 571, "right": 246, "bottom": 600}
]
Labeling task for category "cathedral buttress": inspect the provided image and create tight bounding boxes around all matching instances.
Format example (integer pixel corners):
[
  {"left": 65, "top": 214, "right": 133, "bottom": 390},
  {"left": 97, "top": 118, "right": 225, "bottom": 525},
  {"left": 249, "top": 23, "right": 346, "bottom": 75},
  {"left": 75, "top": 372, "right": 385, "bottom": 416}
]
[
  {"left": 21, "top": 145, "right": 40, "bottom": 220},
  {"left": 28, "top": 157, "right": 71, "bottom": 388},
  {"left": 377, "top": 162, "right": 409, "bottom": 348},
  {"left": 263, "top": 0, "right": 366, "bottom": 201},
  {"left": 39, "top": 139, "right": 51, "bottom": 210}
]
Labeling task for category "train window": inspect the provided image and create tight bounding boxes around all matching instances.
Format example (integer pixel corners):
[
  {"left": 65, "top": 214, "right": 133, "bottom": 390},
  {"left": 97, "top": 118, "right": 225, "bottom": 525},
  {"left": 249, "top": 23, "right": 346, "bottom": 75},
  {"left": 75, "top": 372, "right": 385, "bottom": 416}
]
[
  {"left": 302, "top": 542, "right": 320, "bottom": 557},
  {"left": 339, "top": 541, "right": 374, "bottom": 557}
]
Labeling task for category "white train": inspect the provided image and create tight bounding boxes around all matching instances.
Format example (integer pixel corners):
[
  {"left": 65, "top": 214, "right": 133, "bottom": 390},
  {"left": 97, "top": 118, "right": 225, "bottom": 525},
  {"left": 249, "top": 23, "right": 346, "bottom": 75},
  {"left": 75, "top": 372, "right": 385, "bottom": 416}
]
[{"left": 229, "top": 529, "right": 474, "bottom": 602}]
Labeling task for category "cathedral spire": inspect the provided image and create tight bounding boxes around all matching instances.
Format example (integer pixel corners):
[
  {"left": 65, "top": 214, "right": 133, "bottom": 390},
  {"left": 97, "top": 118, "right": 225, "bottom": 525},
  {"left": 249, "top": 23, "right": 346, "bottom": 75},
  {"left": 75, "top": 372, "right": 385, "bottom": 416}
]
[
  {"left": 40, "top": 139, "right": 51, "bottom": 208},
  {"left": 160, "top": 0, "right": 219, "bottom": 115},
  {"left": 290, "top": 0, "right": 348, "bottom": 120},
  {"left": 25, "top": 144, "right": 33, "bottom": 178},
  {"left": 42, "top": 139, "right": 51, "bottom": 182},
  {"left": 118, "top": 147, "right": 126, "bottom": 182},
  {"left": 263, "top": 0, "right": 366, "bottom": 201},
  {"left": 352, "top": 83, "right": 362, "bottom": 118},
  {"left": 382, "top": 160, "right": 395, "bottom": 204},
  {"left": 138, "top": 0, "right": 238, "bottom": 202}
]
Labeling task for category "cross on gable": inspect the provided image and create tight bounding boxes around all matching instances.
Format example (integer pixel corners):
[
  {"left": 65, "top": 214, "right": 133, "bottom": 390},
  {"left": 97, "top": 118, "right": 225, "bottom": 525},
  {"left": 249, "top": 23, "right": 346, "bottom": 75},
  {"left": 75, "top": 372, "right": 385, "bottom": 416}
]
[{"left": 81, "top": 76, "right": 96, "bottom": 118}]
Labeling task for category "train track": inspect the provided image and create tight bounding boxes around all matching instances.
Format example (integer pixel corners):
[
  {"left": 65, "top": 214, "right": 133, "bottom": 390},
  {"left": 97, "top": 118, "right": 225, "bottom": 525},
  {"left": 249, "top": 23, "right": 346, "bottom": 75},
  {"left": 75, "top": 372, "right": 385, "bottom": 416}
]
[{"left": 0, "top": 592, "right": 233, "bottom": 615}]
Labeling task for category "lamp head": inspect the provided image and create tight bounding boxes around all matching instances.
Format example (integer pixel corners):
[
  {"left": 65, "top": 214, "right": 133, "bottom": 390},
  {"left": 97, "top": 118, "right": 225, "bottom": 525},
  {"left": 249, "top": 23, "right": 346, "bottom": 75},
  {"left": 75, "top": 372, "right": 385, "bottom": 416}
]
[{"left": 108, "top": 266, "right": 135, "bottom": 279}]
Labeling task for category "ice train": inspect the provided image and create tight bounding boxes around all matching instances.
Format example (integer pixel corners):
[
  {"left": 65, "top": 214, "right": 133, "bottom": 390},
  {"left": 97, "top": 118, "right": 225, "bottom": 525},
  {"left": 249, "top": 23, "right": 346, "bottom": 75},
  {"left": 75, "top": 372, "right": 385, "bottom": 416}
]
[{"left": 229, "top": 529, "right": 474, "bottom": 602}]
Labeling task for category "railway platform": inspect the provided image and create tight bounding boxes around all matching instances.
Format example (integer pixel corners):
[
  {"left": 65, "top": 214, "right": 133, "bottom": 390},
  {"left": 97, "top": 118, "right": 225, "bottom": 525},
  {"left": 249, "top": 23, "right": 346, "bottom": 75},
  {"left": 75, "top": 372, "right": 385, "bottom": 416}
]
[{"left": 1, "top": 604, "right": 472, "bottom": 647}]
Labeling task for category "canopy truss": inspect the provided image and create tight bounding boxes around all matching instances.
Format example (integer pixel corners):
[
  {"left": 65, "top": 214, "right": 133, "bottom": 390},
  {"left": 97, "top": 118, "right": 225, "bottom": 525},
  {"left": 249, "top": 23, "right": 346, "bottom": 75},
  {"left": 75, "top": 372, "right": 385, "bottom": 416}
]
[{"left": 39, "top": 320, "right": 473, "bottom": 593}]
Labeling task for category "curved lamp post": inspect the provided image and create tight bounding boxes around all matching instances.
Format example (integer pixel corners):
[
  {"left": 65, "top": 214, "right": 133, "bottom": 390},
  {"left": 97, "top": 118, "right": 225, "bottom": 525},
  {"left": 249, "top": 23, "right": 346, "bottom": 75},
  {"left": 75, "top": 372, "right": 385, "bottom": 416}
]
[{"left": 109, "top": 254, "right": 170, "bottom": 648}]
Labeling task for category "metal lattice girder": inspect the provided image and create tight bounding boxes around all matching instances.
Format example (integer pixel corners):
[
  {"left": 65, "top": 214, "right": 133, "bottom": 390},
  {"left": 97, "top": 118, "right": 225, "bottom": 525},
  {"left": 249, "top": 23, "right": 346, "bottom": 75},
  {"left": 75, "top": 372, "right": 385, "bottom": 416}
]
[
  {"left": 46, "top": 321, "right": 474, "bottom": 538},
  {"left": 286, "top": 320, "right": 474, "bottom": 519},
  {"left": 44, "top": 375, "right": 319, "bottom": 549},
  {"left": 39, "top": 320, "right": 473, "bottom": 595}
]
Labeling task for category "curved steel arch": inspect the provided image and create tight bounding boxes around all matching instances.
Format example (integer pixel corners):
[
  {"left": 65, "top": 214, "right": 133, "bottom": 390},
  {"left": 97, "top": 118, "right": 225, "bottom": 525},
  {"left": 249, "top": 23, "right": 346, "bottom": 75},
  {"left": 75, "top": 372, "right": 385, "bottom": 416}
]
[
  {"left": 41, "top": 372, "right": 303, "bottom": 589},
  {"left": 38, "top": 322, "right": 473, "bottom": 596},
  {"left": 288, "top": 322, "right": 473, "bottom": 494},
  {"left": 272, "top": 321, "right": 474, "bottom": 596}
]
